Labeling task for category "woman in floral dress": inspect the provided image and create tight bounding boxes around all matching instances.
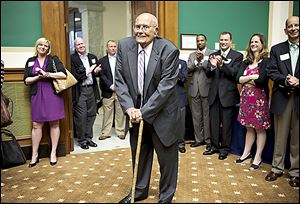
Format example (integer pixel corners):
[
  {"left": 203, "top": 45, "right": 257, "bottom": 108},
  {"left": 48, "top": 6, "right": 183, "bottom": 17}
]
[{"left": 235, "top": 33, "right": 271, "bottom": 170}]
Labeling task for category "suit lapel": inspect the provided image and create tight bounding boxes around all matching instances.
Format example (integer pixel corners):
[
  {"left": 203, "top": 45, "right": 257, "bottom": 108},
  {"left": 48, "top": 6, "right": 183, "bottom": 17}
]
[
  {"left": 281, "top": 41, "right": 293, "bottom": 74},
  {"left": 104, "top": 56, "right": 113, "bottom": 79},
  {"left": 128, "top": 43, "right": 138, "bottom": 94},
  {"left": 144, "top": 40, "right": 159, "bottom": 94}
]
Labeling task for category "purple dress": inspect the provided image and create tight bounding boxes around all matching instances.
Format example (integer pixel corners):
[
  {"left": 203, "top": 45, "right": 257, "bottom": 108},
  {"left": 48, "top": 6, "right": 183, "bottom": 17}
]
[
  {"left": 237, "top": 65, "right": 271, "bottom": 129},
  {"left": 31, "top": 56, "right": 65, "bottom": 122}
]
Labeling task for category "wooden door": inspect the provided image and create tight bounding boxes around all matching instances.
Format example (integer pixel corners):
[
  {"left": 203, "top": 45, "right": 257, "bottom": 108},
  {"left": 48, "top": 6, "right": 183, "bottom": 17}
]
[{"left": 41, "top": 1, "right": 74, "bottom": 155}]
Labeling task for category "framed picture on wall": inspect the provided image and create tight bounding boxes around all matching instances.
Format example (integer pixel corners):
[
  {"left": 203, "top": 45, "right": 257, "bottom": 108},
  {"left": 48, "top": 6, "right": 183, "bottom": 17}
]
[{"left": 180, "top": 34, "right": 197, "bottom": 50}]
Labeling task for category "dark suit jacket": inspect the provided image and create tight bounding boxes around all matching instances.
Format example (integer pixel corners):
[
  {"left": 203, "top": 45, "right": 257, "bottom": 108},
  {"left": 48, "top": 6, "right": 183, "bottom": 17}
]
[
  {"left": 24, "top": 55, "right": 67, "bottom": 96},
  {"left": 176, "top": 59, "right": 188, "bottom": 108},
  {"left": 70, "top": 51, "right": 100, "bottom": 104},
  {"left": 236, "top": 58, "right": 270, "bottom": 99},
  {"left": 204, "top": 49, "right": 243, "bottom": 107},
  {"left": 98, "top": 55, "right": 114, "bottom": 98},
  {"left": 267, "top": 40, "right": 299, "bottom": 116},
  {"left": 115, "top": 36, "right": 181, "bottom": 147}
]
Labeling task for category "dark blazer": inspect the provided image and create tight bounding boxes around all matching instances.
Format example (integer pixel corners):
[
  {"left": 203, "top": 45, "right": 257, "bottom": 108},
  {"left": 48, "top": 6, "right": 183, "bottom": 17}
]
[
  {"left": 204, "top": 49, "right": 243, "bottom": 107},
  {"left": 267, "top": 40, "right": 299, "bottom": 116},
  {"left": 115, "top": 36, "right": 181, "bottom": 147},
  {"left": 70, "top": 51, "right": 100, "bottom": 104},
  {"left": 24, "top": 55, "right": 66, "bottom": 96},
  {"left": 176, "top": 59, "right": 188, "bottom": 108},
  {"left": 236, "top": 58, "right": 270, "bottom": 99},
  {"left": 98, "top": 55, "right": 114, "bottom": 98}
]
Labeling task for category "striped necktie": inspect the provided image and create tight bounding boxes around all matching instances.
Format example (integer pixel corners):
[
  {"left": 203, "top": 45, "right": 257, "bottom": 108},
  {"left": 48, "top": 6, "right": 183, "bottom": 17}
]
[{"left": 138, "top": 50, "right": 145, "bottom": 95}]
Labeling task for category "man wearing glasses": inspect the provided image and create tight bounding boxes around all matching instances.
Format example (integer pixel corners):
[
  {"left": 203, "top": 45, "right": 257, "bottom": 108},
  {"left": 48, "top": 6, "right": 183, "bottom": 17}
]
[{"left": 115, "top": 13, "right": 180, "bottom": 203}]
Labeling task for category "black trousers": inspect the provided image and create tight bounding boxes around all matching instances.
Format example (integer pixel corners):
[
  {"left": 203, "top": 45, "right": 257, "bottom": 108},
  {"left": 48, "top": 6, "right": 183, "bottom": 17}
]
[
  {"left": 209, "top": 97, "right": 236, "bottom": 154},
  {"left": 129, "top": 121, "right": 178, "bottom": 201},
  {"left": 73, "top": 86, "right": 97, "bottom": 145}
]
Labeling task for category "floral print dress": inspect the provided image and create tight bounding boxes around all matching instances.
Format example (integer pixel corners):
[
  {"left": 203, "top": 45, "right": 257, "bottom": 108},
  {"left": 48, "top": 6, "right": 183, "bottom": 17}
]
[{"left": 237, "top": 65, "right": 271, "bottom": 129}]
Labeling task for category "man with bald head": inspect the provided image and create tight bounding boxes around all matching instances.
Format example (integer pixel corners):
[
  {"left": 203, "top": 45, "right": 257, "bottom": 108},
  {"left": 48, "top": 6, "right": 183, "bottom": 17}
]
[
  {"left": 115, "top": 13, "right": 180, "bottom": 203},
  {"left": 71, "top": 37, "right": 102, "bottom": 150},
  {"left": 266, "top": 16, "right": 299, "bottom": 187}
]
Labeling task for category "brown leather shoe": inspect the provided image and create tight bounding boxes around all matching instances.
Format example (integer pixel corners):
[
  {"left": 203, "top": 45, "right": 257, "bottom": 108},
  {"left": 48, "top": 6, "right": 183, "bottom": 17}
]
[
  {"left": 265, "top": 171, "right": 283, "bottom": 181},
  {"left": 118, "top": 135, "right": 126, "bottom": 140},
  {"left": 99, "top": 135, "right": 111, "bottom": 140},
  {"left": 289, "top": 176, "right": 299, "bottom": 187}
]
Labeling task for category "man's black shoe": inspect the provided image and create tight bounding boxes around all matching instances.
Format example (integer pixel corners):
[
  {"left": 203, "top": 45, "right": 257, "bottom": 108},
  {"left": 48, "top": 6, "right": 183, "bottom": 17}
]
[
  {"left": 87, "top": 140, "right": 98, "bottom": 147},
  {"left": 218, "top": 153, "right": 228, "bottom": 160},
  {"left": 289, "top": 176, "right": 299, "bottom": 187},
  {"left": 80, "top": 144, "right": 89, "bottom": 149},
  {"left": 265, "top": 171, "right": 283, "bottom": 181},
  {"left": 190, "top": 141, "right": 206, "bottom": 147},
  {"left": 178, "top": 145, "right": 186, "bottom": 153},
  {"left": 118, "top": 194, "right": 147, "bottom": 203},
  {"left": 158, "top": 199, "right": 172, "bottom": 203},
  {"left": 119, "top": 194, "right": 131, "bottom": 203},
  {"left": 203, "top": 148, "right": 217, "bottom": 155}
]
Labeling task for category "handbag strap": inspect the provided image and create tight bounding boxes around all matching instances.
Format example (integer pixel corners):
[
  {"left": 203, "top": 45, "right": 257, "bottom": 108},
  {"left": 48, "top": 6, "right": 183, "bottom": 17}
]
[
  {"left": 1, "top": 128, "right": 16, "bottom": 140},
  {"left": 52, "top": 58, "right": 58, "bottom": 73}
]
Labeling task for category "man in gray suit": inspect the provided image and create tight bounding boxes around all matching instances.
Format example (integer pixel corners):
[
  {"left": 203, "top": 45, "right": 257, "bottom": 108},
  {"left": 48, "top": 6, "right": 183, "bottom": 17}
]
[
  {"left": 115, "top": 13, "right": 180, "bottom": 203},
  {"left": 188, "top": 34, "right": 214, "bottom": 149}
]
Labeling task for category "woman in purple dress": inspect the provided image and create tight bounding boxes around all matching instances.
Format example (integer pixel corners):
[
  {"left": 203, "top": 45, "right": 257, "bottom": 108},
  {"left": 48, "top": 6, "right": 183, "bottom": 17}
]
[
  {"left": 24, "top": 37, "right": 66, "bottom": 167},
  {"left": 235, "top": 33, "right": 271, "bottom": 170}
]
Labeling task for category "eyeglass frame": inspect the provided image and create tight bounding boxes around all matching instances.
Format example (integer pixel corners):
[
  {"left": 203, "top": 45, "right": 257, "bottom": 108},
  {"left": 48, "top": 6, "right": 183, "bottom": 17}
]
[{"left": 133, "top": 24, "right": 157, "bottom": 32}]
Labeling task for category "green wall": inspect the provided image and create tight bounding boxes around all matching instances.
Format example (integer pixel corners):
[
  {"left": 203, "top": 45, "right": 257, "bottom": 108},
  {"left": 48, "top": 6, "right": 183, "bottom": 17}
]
[
  {"left": 178, "top": 1, "right": 269, "bottom": 51},
  {"left": 294, "top": 1, "right": 299, "bottom": 16},
  {"left": 1, "top": 1, "right": 42, "bottom": 47}
]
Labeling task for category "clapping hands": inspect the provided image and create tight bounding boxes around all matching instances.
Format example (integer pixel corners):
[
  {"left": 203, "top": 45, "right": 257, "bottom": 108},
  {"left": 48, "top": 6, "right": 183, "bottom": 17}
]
[{"left": 209, "top": 55, "right": 223, "bottom": 68}]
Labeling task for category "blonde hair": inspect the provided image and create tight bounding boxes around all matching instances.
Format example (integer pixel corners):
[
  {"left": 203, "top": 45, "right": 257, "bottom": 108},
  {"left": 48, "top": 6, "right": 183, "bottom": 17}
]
[{"left": 34, "top": 37, "right": 51, "bottom": 56}]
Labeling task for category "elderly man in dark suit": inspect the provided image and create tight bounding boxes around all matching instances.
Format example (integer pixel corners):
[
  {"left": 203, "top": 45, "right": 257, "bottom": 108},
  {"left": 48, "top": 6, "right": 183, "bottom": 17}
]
[
  {"left": 115, "top": 13, "right": 180, "bottom": 203},
  {"left": 203, "top": 32, "right": 243, "bottom": 160},
  {"left": 265, "top": 16, "right": 299, "bottom": 187},
  {"left": 71, "top": 37, "right": 101, "bottom": 150}
]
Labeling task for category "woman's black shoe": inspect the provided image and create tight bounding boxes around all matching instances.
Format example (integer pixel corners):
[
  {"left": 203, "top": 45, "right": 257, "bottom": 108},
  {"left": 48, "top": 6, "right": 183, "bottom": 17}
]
[
  {"left": 28, "top": 158, "right": 39, "bottom": 168},
  {"left": 249, "top": 160, "right": 262, "bottom": 170},
  {"left": 50, "top": 161, "right": 57, "bottom": 166},
  {"left": 234, "top": 154, "right": 252, "bottom": 164}
]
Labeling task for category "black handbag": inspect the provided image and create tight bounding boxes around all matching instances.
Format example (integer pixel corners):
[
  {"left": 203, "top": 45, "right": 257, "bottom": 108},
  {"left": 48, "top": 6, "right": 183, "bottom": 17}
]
[{"left": 1, "top": 129, "right": 27, "bottom": 169}]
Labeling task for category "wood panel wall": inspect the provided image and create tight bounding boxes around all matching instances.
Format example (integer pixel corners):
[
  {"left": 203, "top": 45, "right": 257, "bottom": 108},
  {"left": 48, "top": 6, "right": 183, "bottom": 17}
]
[{"left": 41, "top": 1, "right": 74, "bottom": 154}]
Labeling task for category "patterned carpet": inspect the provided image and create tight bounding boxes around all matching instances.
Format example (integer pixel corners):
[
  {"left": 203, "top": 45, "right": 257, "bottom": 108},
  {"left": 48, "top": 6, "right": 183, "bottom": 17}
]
[{"left": 1, "top": 145, "right": 299, "bottom": 203}]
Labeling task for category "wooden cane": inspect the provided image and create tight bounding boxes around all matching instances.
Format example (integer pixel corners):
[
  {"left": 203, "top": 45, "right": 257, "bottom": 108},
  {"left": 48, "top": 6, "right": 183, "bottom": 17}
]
[{"left": 131, "top": 119, "right": 144, "bottom": 203}]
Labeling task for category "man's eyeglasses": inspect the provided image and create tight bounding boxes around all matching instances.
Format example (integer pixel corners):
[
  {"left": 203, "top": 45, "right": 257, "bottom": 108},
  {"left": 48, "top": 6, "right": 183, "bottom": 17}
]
[{"left": 133, "top": 25, "right": 156, "bottom": 32}]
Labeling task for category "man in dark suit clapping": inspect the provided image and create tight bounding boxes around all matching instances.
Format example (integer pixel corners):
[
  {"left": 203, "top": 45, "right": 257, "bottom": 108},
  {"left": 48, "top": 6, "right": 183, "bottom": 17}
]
[
  {"left": 71, "top": 38, "right": 101, "bottom": 150},
  {"left": 203, "top": 32, "right": 243, "bottom": 160}
]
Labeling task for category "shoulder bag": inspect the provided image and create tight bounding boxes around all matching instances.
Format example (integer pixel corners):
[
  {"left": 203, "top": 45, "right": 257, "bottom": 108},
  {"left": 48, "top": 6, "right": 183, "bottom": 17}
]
[
  {"left": 52, "top": 59, "right": 78, "bottom": 94},
  {"left": 1, "top": 129, "right": 27, "bottom": 169}
]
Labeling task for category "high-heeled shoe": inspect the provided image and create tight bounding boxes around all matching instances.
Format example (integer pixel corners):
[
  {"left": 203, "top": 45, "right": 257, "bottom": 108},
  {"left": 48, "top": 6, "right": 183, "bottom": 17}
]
[
  {"left": 250, "top": 160, "right": 262, "bottom": 170},
  {"left": 50, "top": 156, "right": 57, "bottom": 166},
  {"left": 50, "top": 161, "right": 57, "bottom": 166},
  {"left": 234, "top": 154, "right": 252, "bottom": 164},
  {"left": 28, "top": 158, "right": 39, "bottom": 168}
]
